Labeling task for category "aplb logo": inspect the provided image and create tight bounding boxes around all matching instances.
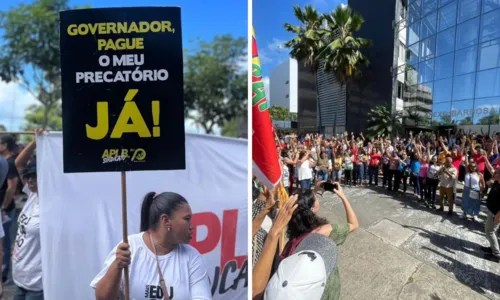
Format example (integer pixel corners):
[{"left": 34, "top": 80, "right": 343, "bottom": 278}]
[{"left": 101, "top": 148, "right": 146, "bottom": 163}]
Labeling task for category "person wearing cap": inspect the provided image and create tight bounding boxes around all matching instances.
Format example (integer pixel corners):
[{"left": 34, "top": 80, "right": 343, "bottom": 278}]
[
  {"left": 0, "top": 134, "right": 20, "bottom": 283},
  {"left": 11, "top": 129, "right": 43, "bottom": 299},
  {"left": 265, "top": 234, "right": 338, "bottom": 300},
  {"left": 279, "top": 181, "right": 358, "bottom": 300}
]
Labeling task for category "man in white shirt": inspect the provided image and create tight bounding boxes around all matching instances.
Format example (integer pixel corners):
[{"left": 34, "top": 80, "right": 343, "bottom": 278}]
[{"left": 438, "top": 157, "right": 458, "bottom": 215}]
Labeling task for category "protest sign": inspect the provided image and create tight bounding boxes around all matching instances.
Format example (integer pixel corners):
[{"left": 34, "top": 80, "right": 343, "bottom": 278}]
[
  {"left": 38, "top": 133, "right": 248, "bottom": 300},
  {"left": 60, "top": 7, "right": 185, "bottom": 173}
]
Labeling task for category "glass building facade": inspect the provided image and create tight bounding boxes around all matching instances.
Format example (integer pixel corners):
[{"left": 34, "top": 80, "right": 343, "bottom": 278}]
[{"left": 404, "top": 0, "right": 500, "bottom": 127}]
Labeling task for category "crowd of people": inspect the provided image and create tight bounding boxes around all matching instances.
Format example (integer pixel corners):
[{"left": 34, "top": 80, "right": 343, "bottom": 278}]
[
  {"left": 0, "top": 131, "right": 42, "bottom": 299},
  {"left": 252, "top": 129, "right": 500, "bottom": 299}
]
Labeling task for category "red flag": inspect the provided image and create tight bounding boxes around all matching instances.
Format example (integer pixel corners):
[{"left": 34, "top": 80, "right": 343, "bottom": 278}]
[{"left": 252, "top": 28, "right": 281, "bottom": 189}]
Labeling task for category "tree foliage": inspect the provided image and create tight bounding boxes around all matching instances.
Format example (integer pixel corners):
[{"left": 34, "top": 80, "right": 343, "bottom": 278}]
[
  {"left": 184, "top": 35, "right": 247, "bottom": 134},
  {"left": 478, "top": 111, "right": 500, "bottom": 125},
  {"left": 0, "top": 0, "right": 84, "bottom": 128},
  {"left": 22, "top": 102, "right": 62, "bottom": 131},
  {"left": 365, "top": 105, "right": 402, "bottom": 139},
  {"left": 0, "top": 124, "right": 6, "bottom": 131},
  {"left": 319, "top": 5, "right": 371, "bottom": 85},
  {"left": 269, "top": 105, "right": 296, "bottom": 121}
]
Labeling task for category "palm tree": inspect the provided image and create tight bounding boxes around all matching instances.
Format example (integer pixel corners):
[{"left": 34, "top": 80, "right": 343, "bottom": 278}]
[
  {"left": 319, "top": 5, "right": 371, "bottom": 86},
  {"left": 459, "top": 117, "right": 473, "bottom": 125},
  {"left": 365, "top": 105, "right": 402, "bottom": 139},
  {"left": 404, "top": 107, "right": 424, "bottom": 126},
  {"left": 284, "top": 5, "right": 325, "bottom": 131}
]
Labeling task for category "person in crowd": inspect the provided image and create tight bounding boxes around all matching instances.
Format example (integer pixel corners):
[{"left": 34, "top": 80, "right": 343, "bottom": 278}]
[
  {"left": 355, "top": 149, "right": 366, "bottom": 187},
  {"left": 399, "top": 152, "right": 411, "bottom": 194},
  {"left": 0, "top": 153, "right": 6, "bottom": 298},
  {"left": 280, "top": 181, "right": 358, "bottom": 300},
  {"left": 343, "top": 151, "right": 354, "bottom": 186},
  {"left": 437, "top": 157, "right": 458, "bottom": 215},
  {"left": 381, "top": 145, "right": 391, "bottom": 189},
  {"left": 297, "top": 150, "right": 316, "bottom": 190},
  {"left": 252, "top": 194, "right": 298, "bottom": 299},
  {"left": 414, "top": 143, "right": 429, "bottom": 202},
  {"left": 388, "top": 150, "right": 400, "bottom": 192},
  {"left": 461, "top": 158, "right": 485, "bottom": 221},
  {"left": 332, "top": 149, "right": 343, "bottom": 182},
  {"left": 92, "top": 192, "right": 211, "bottom": 300},
  {"left": 9, "top": 129, "right": 43, "bottom": 300},
  {"left": 425, "top": 155, "right": 440, "bottom": 208},
  {"left": 481, "top": 158, "right": 500, "bottom": 262},
  {"left": 317, "top": 151, "right": 331, "bottom": 182},
  {"left": 368, "top": 147, "right": 381, "bottom": 186},
  {"left": 0, "top": 134, "right": 20, "bottom": 283},
  {"left": 252, "top": 183, "right": 276, "bottom": 268}
]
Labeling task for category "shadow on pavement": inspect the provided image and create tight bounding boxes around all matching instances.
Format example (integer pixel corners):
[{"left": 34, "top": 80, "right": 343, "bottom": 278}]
[
  {"left": 364, "top": 185, "right": 485, "bottom": 234},
  {"left": 403, "top": 225, "right": 487, "bottom": 260},
  {"left": 423, "top": 246, "right": 500, "bottom": 297}
]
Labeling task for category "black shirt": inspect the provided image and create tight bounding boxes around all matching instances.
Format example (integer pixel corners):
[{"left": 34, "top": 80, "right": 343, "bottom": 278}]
[
  {"left": 0, "top": 156, "right": 19, "bottom": 212},
  {"left": 487, "top": 181, "right": 500, "bottom": 215}
]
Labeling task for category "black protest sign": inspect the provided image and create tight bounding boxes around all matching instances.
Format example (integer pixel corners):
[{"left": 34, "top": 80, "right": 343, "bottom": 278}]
[{"left": 60, "top": 7, "right": 185, "bottom": 173}]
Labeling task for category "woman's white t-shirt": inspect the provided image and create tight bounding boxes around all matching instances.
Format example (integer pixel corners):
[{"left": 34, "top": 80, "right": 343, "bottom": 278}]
[
  {"left": 298, "top": 160, "right": 313, "bottom": 181},
  {"left": 90, "top": 232, "right": 212, "bottom": 300},
  {"left": 12, "top": 185, "right": 42, "bottom": 291}
]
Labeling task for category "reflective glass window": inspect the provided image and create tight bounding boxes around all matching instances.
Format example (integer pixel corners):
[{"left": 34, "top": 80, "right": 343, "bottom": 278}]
[
  {"left": 408, "top": 43, "right": 420, "bottom": 65},
  {"left": 418, "top": 59, "right": 435, "bottom": 83},
  {"left": 454, "top": 45, "right": 478, "bottom": 75},
  {"left": 421, "top": 12, "right": 438, "bottom": 39},
  {"left": 435, "top": 52, "right": 455, "bottom": 79},
  {"left": 478, "top": 38, "right": 500, "bottom": 70},
  {"left": 433, "top": 77, "right": 453, "bottom": 102},
  {"left": 456, "top": 17, "right": 480, "bottom": 49},
  {"left": 423, "top": 0, "right": 439, "bottom": 15},
  {"left": 480, "top": 9, "right": 500, "bottom": 43},
  {"left": 440, "top": 0, "right": 455, "bottom": 6},
  {"left": 408, "top": 22, "right": 421, "bottom": 45},
  {"left": 458, "top": 0, "right": 481, "bottom": 23},
  {"left": 476, "top": 67, "right": 500, "bottom": 98},
  {"left": 453, "top": 73, "right": 476, "bottom": 100},
  {"left": 409, "top": 0, "right": 422, "bottom": 24},
  {"left": 420, "top": 36, "right": 437, "bottom": 60},
  {"left": 483, "top": 0, "right": 500, "bottom": 13},
  {"left": 436, "top": 27, "right": 456, "bottom": 55},
  {"left": 473, "top": 97, "right": 500, "bottom": 124},
  {"left": 452, "top": 100, "right": 475, "bottom": 123},
  {"left": 406, "top": 64, "right": 419, "bottom": 85},
  {"left": 432, "top": 101, "right": 452, "bottom": 122},
  {"left": 438, "top": 1, "right": 457, "bottom": 31},
  {"left": 417, "top": 82, "right": 434, "bottom": 107}
]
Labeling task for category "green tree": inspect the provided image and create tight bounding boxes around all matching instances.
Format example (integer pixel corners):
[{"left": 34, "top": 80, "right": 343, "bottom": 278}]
[
  {"left": 459, "top": 116, "right": 473, "bottom": 125},
  {"left": 184, "top": 35, "right": 247, "bottom": 134},
  {"left": 0, "top": 0, "right": 85, "bottom": 129},
  {"left": 440, "top": 114, "right": 456, "bottom": 125},
  {"left": 404, "top": 107, "right": 424, "bottom": 126},
  {"left": 319, "top": 5, "right": 371, "bottom": 85},
  {"left": 22, "top": 103, "right": 62, "bottom": 131},
  {"left": 269, "top": 105, "right": 290, "bottom": 121},
  {"left": 0, "top": 124, "right": 6, "bottom": 131},
  {"left": 478, "top": 111, "right": 500, "bottom": 125},
  {"left": 365, "top": 105, "right": 402, "bottom": 139},
  {"left": 221, "top": 118, "right": 238, "bottom": 137},
  {"left": 284, "top": 5, "right": 325, "bottom": 129}
]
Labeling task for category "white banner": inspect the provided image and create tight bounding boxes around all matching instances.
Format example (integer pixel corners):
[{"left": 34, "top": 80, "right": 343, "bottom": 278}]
[{"left": 37, "top": 132, "right": 248, "bottom": 300}]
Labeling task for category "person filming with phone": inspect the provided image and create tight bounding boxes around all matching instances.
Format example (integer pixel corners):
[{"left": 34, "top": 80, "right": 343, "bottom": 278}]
[{"left": 279, "top": 180, "right": 359, "bottom": 300}]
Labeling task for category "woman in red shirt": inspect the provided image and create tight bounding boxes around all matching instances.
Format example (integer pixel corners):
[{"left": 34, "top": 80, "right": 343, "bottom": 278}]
[{"left": 368, "top": 148, "right": 381, "bottom": 186}]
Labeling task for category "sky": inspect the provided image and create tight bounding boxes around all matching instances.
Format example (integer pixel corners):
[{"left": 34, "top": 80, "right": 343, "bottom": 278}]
[
  {"left": 0, "top": 0, "right": 247, "bottom": 133},
  {"left": 253, "top": 0, "right": 345, "bottom": 101}
]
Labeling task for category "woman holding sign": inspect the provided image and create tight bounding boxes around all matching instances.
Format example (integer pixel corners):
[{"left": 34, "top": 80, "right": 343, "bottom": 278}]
[{"left": 91, "top": 192, "right": 212, "bottom": 300}]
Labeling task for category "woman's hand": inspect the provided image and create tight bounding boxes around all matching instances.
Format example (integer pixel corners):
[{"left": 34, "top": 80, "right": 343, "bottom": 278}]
[
  {"left": 115, "top": 243, "right": 131, "bottom": 269},
  {"left": 269, "top": 195, "right": 299, "bottom": 237},
  {"left": 333, "top": 181, "right": 346, "bottom": 199}
]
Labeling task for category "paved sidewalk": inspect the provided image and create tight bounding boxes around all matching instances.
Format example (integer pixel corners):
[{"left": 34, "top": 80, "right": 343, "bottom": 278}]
[{"left": 317, "top": 185, "right": 499, "bottom": 300}]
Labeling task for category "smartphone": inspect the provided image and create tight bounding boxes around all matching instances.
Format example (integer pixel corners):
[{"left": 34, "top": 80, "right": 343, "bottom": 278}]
[{"left": 323, "top": 182, "right": 338, "bottom": 192}]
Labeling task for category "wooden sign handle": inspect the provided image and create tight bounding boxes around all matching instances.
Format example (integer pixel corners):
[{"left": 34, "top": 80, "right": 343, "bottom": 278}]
[{"left": 121, "top": 171, "right": 130, "bottom": 300}]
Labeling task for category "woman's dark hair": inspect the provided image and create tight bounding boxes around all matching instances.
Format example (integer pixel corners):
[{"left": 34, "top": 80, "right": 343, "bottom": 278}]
[
  {"left": 286, "top": 190, "right": 328, "bottom": 238},
  {"left": 298, "top": 150, "right": 307, "bottom": 160},
  {"left": 140, "top": 192, "right": 188, "bottom": 232}
]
